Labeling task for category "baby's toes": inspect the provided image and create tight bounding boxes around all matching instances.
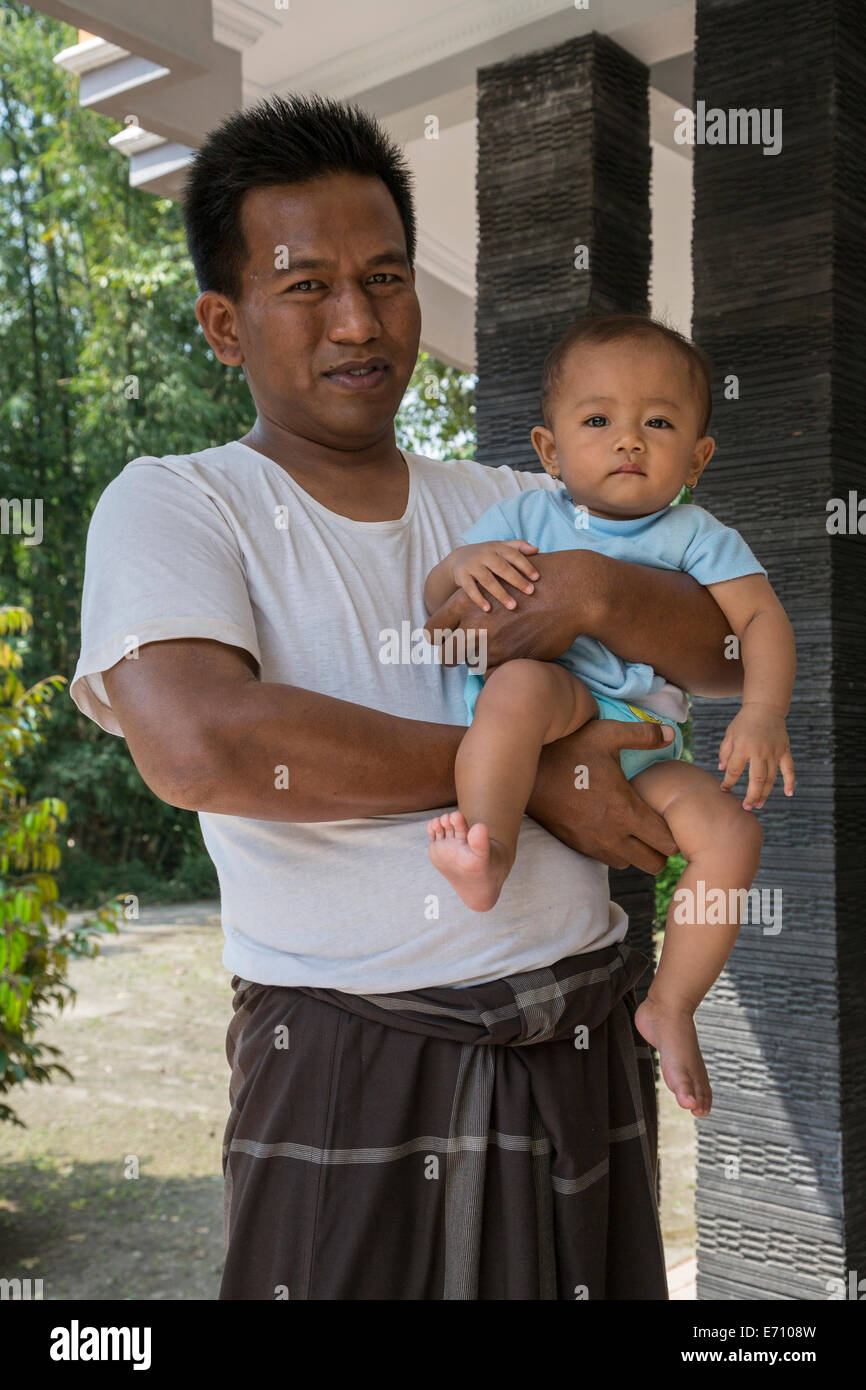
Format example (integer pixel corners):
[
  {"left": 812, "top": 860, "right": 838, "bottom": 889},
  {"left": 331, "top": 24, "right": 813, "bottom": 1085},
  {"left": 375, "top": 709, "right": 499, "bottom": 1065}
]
[
  {"left": 692, "top": 1075, "right": 713, "bottom": 1117},
  {"left": 661, "top": 1057, "right": 698, "bottom": 1111}
]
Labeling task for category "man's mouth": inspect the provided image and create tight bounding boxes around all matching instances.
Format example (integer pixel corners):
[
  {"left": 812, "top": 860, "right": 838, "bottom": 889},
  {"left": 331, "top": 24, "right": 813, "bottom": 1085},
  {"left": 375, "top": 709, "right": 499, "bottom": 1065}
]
[{"left": 324, "top": 358, "right": 389, "bottom": 391}]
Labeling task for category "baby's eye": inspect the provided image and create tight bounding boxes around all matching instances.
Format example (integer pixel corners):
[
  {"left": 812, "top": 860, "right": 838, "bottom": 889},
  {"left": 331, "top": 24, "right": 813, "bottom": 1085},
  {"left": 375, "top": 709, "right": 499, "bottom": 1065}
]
[
  {"left": 646, "top": 417, "right": 673, "bottom": 428},
  {"left": 584, "top": 415, "right": 609, "bottom": 427}
]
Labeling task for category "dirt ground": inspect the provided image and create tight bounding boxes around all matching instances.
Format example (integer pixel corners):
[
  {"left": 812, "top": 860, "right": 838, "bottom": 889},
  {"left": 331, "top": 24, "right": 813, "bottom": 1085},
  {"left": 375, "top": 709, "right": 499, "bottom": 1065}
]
[{"left": 0, "top": 901, "right": 695, "bottom": 1298}]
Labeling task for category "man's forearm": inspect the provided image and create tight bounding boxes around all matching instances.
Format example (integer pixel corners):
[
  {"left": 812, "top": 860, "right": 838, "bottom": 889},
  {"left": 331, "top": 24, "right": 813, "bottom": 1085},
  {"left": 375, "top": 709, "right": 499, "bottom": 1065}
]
[
  {"left": 182, "top": 676, "right": 678, "bottom": 872},
  {"left": 583, "top": 553, "right": 743, "bottom": 696},
  {"left": 425, "top": 548, "right": 744, "bottom": 698},
  {"left": 188, "top": 681, "right": 463, "bottom": 821}
]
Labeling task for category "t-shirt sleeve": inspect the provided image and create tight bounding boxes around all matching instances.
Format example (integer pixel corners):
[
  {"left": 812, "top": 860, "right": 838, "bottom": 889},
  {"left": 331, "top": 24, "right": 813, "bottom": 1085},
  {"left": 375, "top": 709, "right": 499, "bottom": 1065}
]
[
  {"left": 457, "top": 499, "right": 520, "bottom": 548},
  {"left": 70, "top": 460, "right": 262, "bottom": 736},
  {"left": 680, "top": 506, "right": 768, "bottom": 586}
]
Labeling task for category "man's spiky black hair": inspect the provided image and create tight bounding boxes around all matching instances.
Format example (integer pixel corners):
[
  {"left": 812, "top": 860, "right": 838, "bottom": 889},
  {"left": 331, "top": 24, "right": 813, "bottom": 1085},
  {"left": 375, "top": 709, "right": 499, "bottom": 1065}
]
[{"left": 182, "top": 92, "right": 417, "bottom": 300}]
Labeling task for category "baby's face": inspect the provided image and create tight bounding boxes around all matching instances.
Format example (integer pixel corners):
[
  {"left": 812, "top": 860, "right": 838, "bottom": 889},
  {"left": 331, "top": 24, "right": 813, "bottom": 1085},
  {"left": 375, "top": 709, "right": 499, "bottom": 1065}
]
[{"left": 532, "top": 339, "right": 714, "bottom": 519}]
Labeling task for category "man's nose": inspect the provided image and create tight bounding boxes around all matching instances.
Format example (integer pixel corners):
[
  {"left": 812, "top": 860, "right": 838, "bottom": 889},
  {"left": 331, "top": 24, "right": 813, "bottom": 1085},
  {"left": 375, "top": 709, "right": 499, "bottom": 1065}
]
[{"left": 329, "top": 285, "right": 381, "bottom": 341}]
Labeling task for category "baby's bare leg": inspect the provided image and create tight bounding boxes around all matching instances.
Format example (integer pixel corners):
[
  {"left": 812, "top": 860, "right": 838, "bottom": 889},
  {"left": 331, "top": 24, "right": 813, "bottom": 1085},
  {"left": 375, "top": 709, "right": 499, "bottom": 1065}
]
[
  {"left": 427, "top": 660, "right": 596, "bottom": 911},
  {"left": 630, "top": 760, "right": 763, "bottom": 1117}
]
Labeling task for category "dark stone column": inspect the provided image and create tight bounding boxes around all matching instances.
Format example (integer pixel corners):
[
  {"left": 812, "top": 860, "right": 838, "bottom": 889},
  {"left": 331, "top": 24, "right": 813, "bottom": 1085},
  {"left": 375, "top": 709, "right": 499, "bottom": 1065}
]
[
  {"left": 475, "top": 34, "right": 656, "bottom": 983},
  {"left": 476, "top": 33, "right": 651, "bottom": 471},
  {"left": 691, "top": 0, "right": 865, "bottom": 1298}
]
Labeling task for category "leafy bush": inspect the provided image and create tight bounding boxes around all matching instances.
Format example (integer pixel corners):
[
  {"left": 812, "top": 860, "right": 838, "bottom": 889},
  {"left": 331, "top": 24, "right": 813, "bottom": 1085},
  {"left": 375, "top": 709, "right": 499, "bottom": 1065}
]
[
  {"left": 0, "top": 608, "right": 122, "bottom": 1126},
  {"left": 654, "top": 851, "right": 688, "bottom": 931}
]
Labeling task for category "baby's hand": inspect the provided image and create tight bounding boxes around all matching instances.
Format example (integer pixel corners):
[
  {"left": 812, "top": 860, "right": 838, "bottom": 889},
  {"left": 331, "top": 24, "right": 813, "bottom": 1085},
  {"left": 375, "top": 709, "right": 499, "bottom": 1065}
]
[
  {"left": 718, "top": 703, "right": 795, "bottom": 809},
  {"left": 449, "top": 540, "right": 540, "bottom": 612}
]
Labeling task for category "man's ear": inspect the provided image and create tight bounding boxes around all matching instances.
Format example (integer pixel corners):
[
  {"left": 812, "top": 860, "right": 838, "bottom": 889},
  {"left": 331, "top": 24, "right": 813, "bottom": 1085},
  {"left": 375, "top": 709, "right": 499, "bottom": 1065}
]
[
  {"left": 195, "top": 290, "right": 245, "bottom": 367},
  {"left": 531, "top": 424, "right": 560, "bottom": 478},
  {"left": 687, "top": 435, "right": 715, "bottom": 488}
]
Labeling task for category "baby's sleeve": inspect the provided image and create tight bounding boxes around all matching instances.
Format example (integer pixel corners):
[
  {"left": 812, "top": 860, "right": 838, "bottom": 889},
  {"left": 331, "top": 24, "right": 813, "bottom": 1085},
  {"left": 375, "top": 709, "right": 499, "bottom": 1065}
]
[
  {"left": 680, "top": 506, "right": 768, "bottom": 585},
  {"left": 457, "top": 499, "right": 520, "bottom": 548}
]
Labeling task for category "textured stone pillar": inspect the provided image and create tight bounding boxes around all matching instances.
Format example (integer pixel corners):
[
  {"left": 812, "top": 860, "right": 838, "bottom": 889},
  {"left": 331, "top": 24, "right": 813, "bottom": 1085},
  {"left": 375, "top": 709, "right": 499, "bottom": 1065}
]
[
  {"left": 691, "top": 0, "right": 866, "bottom": 1298},
  {"left": 476, "top": 33, "right": 650, "bottom": 472}
]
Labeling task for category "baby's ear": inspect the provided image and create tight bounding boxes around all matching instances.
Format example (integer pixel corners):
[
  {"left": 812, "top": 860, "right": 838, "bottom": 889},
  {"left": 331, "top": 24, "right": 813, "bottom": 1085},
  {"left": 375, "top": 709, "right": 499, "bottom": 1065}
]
[
  {"left": 688, "top": 435, "right": 715, "bottom": 486},
  {"left": 531, "top": 424, "right": 558, "bottom": 475}
]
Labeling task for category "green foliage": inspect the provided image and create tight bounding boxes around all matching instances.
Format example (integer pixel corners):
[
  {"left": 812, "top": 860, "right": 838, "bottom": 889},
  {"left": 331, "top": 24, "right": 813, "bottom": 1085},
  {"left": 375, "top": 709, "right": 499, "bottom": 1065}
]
[
  {"left": 396, "top": 351, "right": 476, "bottom": 459},
  {"left": 0, "top": 3, "right": 241, "bottom": 904},
  {"left": 0, "top": 607, "right": 122, "bottom": 1126},
  {"left": 654, "top": 851, "right": 687, "bottom": 931}
]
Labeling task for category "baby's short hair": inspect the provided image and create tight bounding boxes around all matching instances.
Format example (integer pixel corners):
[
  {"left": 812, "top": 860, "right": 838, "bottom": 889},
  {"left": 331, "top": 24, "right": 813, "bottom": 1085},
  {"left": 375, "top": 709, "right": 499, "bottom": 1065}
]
[{"left": 540, "top": 313, "right": 713, "bottom": 437}]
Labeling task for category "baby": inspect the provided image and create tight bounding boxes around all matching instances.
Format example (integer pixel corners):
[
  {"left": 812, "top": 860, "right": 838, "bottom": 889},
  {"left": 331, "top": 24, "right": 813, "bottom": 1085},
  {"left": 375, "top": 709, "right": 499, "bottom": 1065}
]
[{"left": 424, "top": 315, "right": 796, "bottom": 1118}]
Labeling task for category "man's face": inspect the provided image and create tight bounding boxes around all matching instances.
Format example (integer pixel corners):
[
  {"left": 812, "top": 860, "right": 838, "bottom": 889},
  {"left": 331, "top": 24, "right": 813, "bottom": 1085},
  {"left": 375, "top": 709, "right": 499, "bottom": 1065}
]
[{"left": 198, "top": 172, "right": 422, "bottom": 451}]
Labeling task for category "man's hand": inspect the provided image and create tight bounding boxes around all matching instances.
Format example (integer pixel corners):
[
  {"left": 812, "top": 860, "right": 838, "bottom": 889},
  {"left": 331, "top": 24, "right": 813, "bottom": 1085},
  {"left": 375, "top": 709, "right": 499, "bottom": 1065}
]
[
  {"left": 426, "top": 545, "right": 744, "bottom": 696},
  {"left": 526, "top": 718, "right": 680, "bottom": 872},
  {"left": 426, "top": 549, "right": 591, "bottom": 669}
]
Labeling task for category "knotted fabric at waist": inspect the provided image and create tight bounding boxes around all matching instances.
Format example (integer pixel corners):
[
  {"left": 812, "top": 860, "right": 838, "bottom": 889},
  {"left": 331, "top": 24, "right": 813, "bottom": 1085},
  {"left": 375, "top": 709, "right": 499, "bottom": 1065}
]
[{"left": 286, "top": 940, "right": 650, "bottom": 1047}]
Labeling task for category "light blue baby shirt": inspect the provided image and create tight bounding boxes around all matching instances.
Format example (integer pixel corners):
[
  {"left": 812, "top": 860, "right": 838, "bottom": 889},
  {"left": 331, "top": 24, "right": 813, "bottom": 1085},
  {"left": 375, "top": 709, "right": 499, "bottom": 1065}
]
[{"left": 458, "top": 489, "right": 767, "bottom": 723}]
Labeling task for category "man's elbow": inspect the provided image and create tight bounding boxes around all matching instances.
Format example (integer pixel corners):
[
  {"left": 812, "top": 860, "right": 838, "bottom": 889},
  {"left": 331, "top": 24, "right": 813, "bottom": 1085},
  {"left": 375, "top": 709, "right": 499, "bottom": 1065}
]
[
  {"left": 690, "top": 654, "right": 745, "bottom": 699},
  {"left": 121, "top": 726, "right": 220, "bottom": 813},
  {"left": 130, "top": 755, "right": 211, "bottom": 812},
  {"left": 689, "top": 607, "right": 747, "bottom": 697},
  {"left": 692, "top": 650, "right": 745, "bottom": 695}
]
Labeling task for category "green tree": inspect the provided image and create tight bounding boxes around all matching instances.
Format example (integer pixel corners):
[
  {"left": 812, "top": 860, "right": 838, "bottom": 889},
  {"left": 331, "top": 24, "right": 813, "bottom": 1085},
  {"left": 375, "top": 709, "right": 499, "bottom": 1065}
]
[
  {"left": 396, "top": 351, "right": 476, "bottom": 459},
  {"left": 0, "top": 607, "right": 120, "bottom": 1125},
  {"left": 0, "top": 3, "right": 253, "bottom": 904}
]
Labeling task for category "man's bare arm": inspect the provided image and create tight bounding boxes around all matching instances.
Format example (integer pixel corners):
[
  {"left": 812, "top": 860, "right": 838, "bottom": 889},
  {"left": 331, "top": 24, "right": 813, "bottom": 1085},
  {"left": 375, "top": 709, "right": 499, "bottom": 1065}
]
[
  {"left": 102, "top": 638, "right": 463, "bottom": 820},
  {"left": 427, "top": 548, "right": 743, "bottom": 697},
  {"left": 102, "top": 636, "right": 676, "bottom": 871}
]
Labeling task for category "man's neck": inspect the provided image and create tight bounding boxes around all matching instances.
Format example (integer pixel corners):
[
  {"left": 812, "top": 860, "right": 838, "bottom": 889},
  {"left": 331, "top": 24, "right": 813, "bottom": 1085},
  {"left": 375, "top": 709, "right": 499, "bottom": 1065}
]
[{"left": 239, "top": 421, "right": 409, "bottom": 522}]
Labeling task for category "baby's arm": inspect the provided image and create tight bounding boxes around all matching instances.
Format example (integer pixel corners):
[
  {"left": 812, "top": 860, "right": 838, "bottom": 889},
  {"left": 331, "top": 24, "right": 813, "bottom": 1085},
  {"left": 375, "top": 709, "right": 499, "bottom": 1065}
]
[
  {"left": 424, "top": 540, "right": 540, "bottom": 615},
  {"left": 704, "top": 573, "right": 796, "bottom": 808}
]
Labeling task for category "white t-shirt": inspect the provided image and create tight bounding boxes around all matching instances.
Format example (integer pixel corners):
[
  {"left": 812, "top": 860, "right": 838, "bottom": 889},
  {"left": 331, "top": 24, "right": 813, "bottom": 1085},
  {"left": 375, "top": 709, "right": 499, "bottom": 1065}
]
[{"left": 70, "top": 441, "right": 626, "bottom": 992}]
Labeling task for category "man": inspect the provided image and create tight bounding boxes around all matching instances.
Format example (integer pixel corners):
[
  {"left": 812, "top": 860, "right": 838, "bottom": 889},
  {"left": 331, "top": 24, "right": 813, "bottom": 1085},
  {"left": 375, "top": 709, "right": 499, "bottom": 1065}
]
[{"left": 71, "top": 93, "right": 741, "bottom": 1300}]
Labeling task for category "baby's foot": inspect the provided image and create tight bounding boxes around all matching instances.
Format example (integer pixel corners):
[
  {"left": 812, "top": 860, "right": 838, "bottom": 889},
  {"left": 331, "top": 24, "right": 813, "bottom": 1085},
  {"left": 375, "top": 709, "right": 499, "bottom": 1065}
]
[
  {"left": 633, "top": 995, "right": 713, "bottom": 1117},
  {"left": 426, "top": 811, "right": 512, "bottom": 912}
]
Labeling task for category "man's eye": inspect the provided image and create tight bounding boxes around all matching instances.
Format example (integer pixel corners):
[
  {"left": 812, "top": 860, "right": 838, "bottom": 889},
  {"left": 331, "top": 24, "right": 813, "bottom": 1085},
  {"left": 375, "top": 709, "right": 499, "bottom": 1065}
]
[
  {"left": 368, "top": 272, "right": 398, "bottom": 284},
  {"left": 646, "top": 417, "right": 672, "bottom": 428},
  {"left": 284, "top": 280, "right": 322, "bottom": 293},
  {"left": 584, "top": 415, "right": 608, "bottom": 427}
]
